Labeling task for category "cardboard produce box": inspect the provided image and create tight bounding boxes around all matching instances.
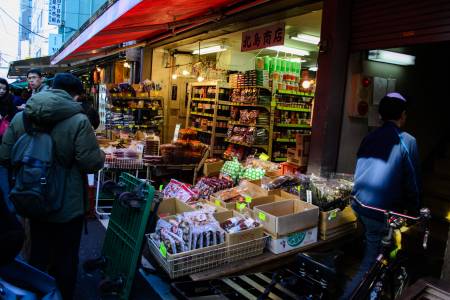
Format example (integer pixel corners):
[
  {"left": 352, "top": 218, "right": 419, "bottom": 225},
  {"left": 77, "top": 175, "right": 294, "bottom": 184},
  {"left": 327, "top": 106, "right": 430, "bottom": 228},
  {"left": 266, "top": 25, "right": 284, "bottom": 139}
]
[
  {"left": 267, "top": 227, "right": 318, "bottom": 254},
  {"left": 319, "top": 206, "right": 357, "bottom": 240},
  {"left": 268, "top": 189, "right": 299, "bottom": 199},
  {"left": 203, "top": 160, "right": 224, "bottom": 177},
  {"left": 157, "top": 198, "right": 194, "bottom": 217},
  {"left": 215, "top": 210, "right": 264, "bottom": 246},
  {"left": 254, "top": 199, "right": 319, "bottom": 237}
]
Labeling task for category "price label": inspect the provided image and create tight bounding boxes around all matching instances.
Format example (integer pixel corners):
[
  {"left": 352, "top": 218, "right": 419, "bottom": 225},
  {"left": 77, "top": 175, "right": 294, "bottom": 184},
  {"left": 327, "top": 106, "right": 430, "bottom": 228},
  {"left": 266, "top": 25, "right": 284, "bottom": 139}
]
[
  {"left": 259, "top": 153, "right": 269, "bottom": 161},
  {"left": 245, "top": 196, "right": 252, "bottom": 203},
  {"left": 296, "top": 186, "right": 301, "bottom": 193},
  {"left": 214, "top": 199, "right": 221, "bottom": 207},
  {"left": 159, "top": 185, "right": 163, "bottom": 191},
  {"left": 159, "top": 242, "right": 167, "bottom": 258},
  {"left": 328, "top": 209, "right": 338, "bottom": 221},
  {"left": 236, "top": 202, "right": 246, "bottom": 211},
  {"left": 258, "top": 211, "right": 266, "bottom": 221},
  {"left": 306, "top": 190, "right": 312, "bottom": 204}
]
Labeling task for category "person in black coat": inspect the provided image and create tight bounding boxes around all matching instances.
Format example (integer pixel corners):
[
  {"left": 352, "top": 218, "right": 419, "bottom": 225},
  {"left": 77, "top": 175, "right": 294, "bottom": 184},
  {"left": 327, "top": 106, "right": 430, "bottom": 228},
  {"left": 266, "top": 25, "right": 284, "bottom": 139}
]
[
  {"left": 0, "top": 78, "right": 16, "bottom": 126},
  {"left": 0, "top": 191, "right": 24, "bottom": 266}
]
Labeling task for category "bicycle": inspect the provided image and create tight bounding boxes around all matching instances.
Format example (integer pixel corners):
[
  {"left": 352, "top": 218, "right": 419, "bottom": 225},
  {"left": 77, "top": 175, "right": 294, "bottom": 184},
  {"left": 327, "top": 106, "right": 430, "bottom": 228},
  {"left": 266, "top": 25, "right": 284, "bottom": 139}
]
[{"left": 349, "top": 196, "right": 431, "bottom": 300}]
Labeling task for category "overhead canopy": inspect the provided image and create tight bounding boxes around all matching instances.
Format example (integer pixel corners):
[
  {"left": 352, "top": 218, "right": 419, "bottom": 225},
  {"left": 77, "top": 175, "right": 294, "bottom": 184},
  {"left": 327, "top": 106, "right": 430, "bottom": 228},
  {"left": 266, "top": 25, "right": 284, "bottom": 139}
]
[
  {"left": 51, "top": 0, "right": 267, "bottom": 64},
  {"left": 8, "top": 56, "right": 71, "bottom": 78}
]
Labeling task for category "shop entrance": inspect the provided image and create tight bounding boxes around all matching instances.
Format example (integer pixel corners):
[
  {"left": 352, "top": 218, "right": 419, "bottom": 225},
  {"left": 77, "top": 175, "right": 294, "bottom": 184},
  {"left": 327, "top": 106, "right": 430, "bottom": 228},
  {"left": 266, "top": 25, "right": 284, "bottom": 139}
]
[{"left": 337, "top": 40, "right": 450, "bottom": 279}]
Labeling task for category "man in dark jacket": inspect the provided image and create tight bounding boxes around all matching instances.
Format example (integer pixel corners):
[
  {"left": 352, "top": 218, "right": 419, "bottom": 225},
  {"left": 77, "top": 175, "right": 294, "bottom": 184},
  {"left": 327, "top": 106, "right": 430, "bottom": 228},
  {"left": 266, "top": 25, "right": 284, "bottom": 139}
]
[
  {"left": 0, "top": 73, "right": 105, "bottom": 299},
  {"left": 27, "top": 68, "right": 49, "bottom": 96},
  {"left": 341, "top": 92, "right": 421, "bottom": 298}
]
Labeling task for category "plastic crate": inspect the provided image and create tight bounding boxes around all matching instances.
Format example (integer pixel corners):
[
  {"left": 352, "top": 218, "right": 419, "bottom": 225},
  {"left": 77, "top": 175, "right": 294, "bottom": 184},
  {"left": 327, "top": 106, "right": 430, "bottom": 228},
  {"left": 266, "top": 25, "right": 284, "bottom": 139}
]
[{"left": 101, "top": 173, "right": 155, "bottom": 300}]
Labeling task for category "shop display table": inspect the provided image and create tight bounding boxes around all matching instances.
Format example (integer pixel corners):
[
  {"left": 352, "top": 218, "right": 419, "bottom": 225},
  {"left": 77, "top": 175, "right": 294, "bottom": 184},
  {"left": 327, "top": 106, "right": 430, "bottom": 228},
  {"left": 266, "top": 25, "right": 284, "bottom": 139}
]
[{"left": 189, "top": 233, "right": 354, "bottom": 281}]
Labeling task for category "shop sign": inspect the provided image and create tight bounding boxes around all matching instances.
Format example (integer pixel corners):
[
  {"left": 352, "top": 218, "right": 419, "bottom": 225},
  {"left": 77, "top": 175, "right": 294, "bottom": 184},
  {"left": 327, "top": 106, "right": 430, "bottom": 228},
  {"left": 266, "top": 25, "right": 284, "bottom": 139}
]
[
  {"left": 48, "top": 34, "right": 63, "bottom": 55},
  {"left": 241, "top": 23, "right": 285, "bottom": 52},
  {"left": 48, "top": 0, "right": 62, "bottom": 25}
]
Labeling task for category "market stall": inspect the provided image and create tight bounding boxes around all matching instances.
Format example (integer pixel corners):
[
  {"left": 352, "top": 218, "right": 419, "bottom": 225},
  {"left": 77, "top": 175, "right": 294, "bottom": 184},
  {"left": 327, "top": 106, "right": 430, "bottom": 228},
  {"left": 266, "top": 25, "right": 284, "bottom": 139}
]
[{"left": 142, "top": 155, "right": 358, "bottom": 281}]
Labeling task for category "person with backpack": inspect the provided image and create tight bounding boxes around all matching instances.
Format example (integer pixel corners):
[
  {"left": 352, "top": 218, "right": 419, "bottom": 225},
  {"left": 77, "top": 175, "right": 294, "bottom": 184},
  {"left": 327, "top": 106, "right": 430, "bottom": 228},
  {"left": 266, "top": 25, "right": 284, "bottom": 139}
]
[{"left": 0, "top": 73, "right": 105, "bottom": 300}]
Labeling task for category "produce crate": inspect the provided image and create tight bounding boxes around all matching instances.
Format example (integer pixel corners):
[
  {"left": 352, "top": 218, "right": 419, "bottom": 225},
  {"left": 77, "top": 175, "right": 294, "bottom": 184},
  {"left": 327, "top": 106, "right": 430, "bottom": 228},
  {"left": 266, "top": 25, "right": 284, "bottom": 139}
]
[
  {"left": 147, "top": 235, "right": 267, "bottom": 279},
  {"left": 319, "top": 206, "right": 357, "bottom": 240},
  {"left": 101, "top": 173, "right": 155, "bottom": 300}
]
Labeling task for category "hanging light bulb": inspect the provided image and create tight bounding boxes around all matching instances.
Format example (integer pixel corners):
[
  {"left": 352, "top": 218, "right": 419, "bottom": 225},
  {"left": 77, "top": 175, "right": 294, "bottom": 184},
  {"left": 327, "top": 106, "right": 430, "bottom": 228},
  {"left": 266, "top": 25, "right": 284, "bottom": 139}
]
[
  {"left": 172, "top": 73, "right": 178, "bottom": 80},
  {"left": 302, "top": 80, "right": 311, "bottom": 89},
  {"left": 197, "top": 75, "right": 204, "bottom": 82},
  {"left": 96, "top": 66, "right": 101, "bottom": 72},
  {"left": 123, "top": 62, "right": 131, "bottom": 68},
  {"left": 182, "top": 70, "right": 190, "bottom": 76}
]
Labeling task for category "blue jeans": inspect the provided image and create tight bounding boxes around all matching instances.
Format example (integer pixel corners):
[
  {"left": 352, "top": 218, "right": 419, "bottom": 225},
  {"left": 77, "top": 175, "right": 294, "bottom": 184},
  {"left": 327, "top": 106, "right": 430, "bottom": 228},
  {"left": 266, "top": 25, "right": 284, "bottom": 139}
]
[
  {"left": 340, "top": 215, "right": 386, "bottom": 299},
  {"left": 0, "top": 165, "right": 13, "bottom": 213}
]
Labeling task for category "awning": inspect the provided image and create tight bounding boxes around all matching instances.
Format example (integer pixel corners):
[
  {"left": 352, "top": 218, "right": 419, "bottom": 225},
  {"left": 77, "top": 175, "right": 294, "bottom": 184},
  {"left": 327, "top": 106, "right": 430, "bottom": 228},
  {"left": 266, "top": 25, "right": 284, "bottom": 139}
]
[
  {"left": 51, "top": 0, "right": 268, "bottom": 64},
  {"left": 8, "top": 56, "right": 71, "bottom": 78}
]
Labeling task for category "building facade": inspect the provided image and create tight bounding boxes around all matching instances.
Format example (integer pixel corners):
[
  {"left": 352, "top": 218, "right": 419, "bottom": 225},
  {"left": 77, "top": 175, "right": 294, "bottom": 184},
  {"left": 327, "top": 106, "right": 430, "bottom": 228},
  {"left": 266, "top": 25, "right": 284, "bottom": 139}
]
[{"left": 18, "top": 0, "right": 32, "bottom": 59}]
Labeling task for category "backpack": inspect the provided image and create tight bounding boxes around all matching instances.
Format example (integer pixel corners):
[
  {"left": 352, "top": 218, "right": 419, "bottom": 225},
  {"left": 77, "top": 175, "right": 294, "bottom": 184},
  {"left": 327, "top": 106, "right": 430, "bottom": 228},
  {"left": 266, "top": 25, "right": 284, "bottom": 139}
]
[{"left": 9, "top": 113, "right": 67, "bottom": 219}]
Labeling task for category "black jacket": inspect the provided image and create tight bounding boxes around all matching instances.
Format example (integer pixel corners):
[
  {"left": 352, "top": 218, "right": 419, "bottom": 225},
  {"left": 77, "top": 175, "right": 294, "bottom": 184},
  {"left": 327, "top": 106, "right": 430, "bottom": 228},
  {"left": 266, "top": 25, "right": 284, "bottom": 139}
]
[{"left": 0, "top": 94, "right": 16, "bottom": 121}]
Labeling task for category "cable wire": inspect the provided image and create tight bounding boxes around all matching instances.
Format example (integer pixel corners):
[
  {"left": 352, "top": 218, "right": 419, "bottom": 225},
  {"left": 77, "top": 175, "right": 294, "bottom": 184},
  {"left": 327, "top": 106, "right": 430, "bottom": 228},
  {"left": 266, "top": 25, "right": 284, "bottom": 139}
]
[{"left": 0, "top": 7, "right": 48, "bottom": 39}]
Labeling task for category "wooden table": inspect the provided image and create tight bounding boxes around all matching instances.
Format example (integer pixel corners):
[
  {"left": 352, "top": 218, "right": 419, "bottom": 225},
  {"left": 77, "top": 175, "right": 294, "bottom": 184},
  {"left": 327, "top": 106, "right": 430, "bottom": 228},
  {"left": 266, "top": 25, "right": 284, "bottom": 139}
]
[{"left": 190, "top": 233, "right": 355, "bottom": 281}]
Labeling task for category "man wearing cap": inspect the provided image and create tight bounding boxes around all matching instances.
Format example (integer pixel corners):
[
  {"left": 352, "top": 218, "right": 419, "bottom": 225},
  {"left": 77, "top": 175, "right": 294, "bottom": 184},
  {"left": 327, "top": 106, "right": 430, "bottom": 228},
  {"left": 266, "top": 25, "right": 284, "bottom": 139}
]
[
  {"left": 341, "top": 93, "right": 421, "bottom": 298},
  {"left": 0, "top": 73, "right": 105, "bottom": 300}
]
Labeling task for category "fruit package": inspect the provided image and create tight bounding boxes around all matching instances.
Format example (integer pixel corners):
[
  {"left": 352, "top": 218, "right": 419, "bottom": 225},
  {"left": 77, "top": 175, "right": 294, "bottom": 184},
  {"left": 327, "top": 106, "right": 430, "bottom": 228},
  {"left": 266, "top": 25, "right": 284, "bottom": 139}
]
[
  {"left": 221, "top": 216, "right": 260, "bottom": 233},
  {"left": 163, "top": 179, "right": 196, "bottom": 203}
]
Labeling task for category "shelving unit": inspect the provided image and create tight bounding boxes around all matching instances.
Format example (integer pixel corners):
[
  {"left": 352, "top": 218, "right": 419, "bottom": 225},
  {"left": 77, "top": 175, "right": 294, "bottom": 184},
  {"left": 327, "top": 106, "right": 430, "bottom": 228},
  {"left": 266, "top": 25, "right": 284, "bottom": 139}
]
[
  {"left": 106, "top": 95, "right": 164, "bottom": 134},
  {"left": 271, "top": 90, "right": 314, "bottom": 162},
  {"left": 185, "top": 81, "right": 230, "bottom": 156},
  {"left": 222, "top": 86, "right": 273, "bottom": 160}
]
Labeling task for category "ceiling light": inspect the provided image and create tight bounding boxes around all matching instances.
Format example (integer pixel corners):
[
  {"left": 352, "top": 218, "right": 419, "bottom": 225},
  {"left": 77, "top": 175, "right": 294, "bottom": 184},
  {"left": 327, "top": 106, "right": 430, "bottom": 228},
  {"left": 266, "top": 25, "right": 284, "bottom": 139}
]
[
  {"left": 172, "top": 74, "right": 178, "bottom": 80},
  {"left": 267, "top": 46, "right": 309, "bottom": 56},
  {"left": 368, "top": 50, "right": 415, "bottom": 66},
  {"left": 123, "top": 62, "right": 131, "bottom": 68},
  {"left": 182, "top": 70, "right": 190, "bottom": 76},
  {"left": 193, "top": 45, "right": 227, "bottom": 55},
  {"left": 308, "top": 66, "right": 318, "bottom": 72},
  {"left": 302, "top": 80, "right": 312, "bottom": 89},
  {"left": 286, "top": 57, "right": 306, "bottom": 63},
  {"left": 197, "top": 76, "right": 205, "bottom": 82},
  {"left": 291, "top": 34, "right": 320, "bottom": 45}
]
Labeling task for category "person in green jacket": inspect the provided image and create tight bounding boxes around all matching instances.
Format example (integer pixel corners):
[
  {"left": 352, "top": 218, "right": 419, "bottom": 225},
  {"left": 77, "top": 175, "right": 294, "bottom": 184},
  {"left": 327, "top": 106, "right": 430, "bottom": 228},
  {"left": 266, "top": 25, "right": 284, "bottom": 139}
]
[{"left": 0, "top": 73, "right": 105, "bottom": 300}]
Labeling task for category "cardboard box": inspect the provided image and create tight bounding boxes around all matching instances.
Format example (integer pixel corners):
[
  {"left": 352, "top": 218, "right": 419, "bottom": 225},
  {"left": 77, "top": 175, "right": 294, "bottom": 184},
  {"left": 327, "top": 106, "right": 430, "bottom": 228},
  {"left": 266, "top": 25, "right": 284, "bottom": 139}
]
[
  {"left": 203, "top": 160, "right": 224, "bottom": 177},
  {"left": 157, "top": 198, "right": 194, "bottom": 217},
  {"left": 320, "top": 222, "right": 357, "bottom": 240},
  {"left": 295, "top": 134, "right": 311, "bottom": 156},
  {"left": 267, "top": 227, "right": 318, "bottom": 254},
  {"left": 268, "top": 189, "right": 299, "bottom": 199},
  {"left": 211, "top": 182, "right": 268, "bottom": 210},
  {"left": 287, "top": 148, "right": 309, "bottom": 166},
  {"left": 254, "top": 199, "right": 319, "bottom": 237},
  {"left": 214, "top": 210, "right": 264, "bottom": 246},
  {"left": 319, "top": 206, "right": 357, "bottom": 240}
]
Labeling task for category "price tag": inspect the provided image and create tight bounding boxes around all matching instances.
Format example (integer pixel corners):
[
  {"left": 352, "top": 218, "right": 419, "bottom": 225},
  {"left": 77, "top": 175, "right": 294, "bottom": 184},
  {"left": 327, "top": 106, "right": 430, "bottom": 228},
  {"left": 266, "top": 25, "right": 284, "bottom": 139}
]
[
  {"left": 259, "top": 153, "right": 269, "bottom": 161},
  {"left": 328, "top": 209, "right": 338, "bottom": 221},
  {"left": 159, "top": 185, "right": 163, "bottom": 191},
  {"left": 214, "top": 199, "right": 221, "bottom": 207},
  {"left": 245, "top": 196, "right": 252, "bottom": 203},
  {"left": 296, "top": 186, "right": 301, "bottom": 193},
  {"left": 258, "top": 211, "right": 266, "bottom": 221},
  {"left": 236, "top": 202, "right": 246, "bottom": 211},
  {"left": 159, "top": 242, "right": 167, "bottom": 258},
  {"left": 306, "top": 190, "right": 312, "bottom": 204}
]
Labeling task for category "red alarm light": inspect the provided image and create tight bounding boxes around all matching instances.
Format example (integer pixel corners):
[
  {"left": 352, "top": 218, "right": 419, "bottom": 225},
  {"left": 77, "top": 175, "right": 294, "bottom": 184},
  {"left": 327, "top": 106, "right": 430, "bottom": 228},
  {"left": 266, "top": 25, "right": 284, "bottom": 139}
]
[{"left": 362, "top": 77, "right": 371, "bottom": 87}]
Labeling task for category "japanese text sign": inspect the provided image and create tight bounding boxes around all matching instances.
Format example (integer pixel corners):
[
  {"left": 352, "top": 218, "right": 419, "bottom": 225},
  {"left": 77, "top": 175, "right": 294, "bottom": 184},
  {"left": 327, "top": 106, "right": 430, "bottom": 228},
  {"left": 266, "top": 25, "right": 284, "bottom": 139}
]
[
  {"left": 241, "top": 23, "right": 285, "bottom": 52},
  {"left": 48, "top": 0, "right": 62, "bottom": 25}
]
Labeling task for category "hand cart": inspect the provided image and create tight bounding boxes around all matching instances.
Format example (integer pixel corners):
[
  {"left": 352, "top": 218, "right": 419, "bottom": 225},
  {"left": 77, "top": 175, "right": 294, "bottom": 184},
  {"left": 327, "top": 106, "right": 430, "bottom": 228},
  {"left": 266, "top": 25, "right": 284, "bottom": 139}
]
[{"left": 95, "top": 157, "right": 144, "bottom": 216}]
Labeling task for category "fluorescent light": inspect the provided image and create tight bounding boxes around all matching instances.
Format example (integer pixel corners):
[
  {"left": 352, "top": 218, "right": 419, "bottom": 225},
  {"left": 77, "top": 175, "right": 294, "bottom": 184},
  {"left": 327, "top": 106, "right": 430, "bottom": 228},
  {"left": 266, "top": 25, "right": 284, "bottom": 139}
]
[
  {"left": 286, "top": 57, "right": 306, "bottom": 63},
  {"left": 267, "top": 46, "right": 309, "bottom": 56},
  {"left": 291, "top": 34, "right": 320, "bottom": 45},
  {"left": 308, "top": 66, "right": 318, "bottom": 72},
  {"left": 368, "top": 50, "right": 415, "bottom": 66},
  {"left": 193, "top": 45, "right": 227, "bottom": 55}
]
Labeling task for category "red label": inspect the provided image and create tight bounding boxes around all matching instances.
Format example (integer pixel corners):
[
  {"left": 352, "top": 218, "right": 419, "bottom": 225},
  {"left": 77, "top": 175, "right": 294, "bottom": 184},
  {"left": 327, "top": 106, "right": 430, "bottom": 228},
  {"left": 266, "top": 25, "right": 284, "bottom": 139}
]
[{"left": 241, "top": 23, "right": 285, "bottom": 52}]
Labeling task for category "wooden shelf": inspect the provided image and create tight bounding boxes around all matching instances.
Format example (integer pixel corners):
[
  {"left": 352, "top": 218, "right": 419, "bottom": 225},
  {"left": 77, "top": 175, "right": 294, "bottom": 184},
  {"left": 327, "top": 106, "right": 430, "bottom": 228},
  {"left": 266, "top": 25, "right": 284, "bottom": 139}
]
[
  {"left": 113, "top": 107, "right": 162, "bottom": 112},
  {"left": 276, "top": 123, "right": 311, "bottom": 129},
  {"left": 276, "top": 105, "right": 311, "bottom": 112},
  {"left": 224, "top": 139, "right": 268, "bottom": 151},
  {"left": 190, "top": 111, "right": 214, "bottom": 117},
  {"left": 191, "top": 127, "right": 212, "bottom": 134},
  {"left": 275, "top": 138, "right": 296, "bottom": 143},
  {"left": 111, "top": 96, "right": 163, "bottom": 101},
  {"left": 276, "top": 90, "right": 315, "bottom": 97},
  {"left": 273, "top": 157, "right": 287, "bottom": 162},
  {"left": 191, "top": 98, "right": 216, "bottom": 102},
  {"left": 228, "top": 121, "right": 269, "bottom": 129}
]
